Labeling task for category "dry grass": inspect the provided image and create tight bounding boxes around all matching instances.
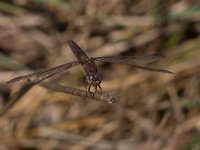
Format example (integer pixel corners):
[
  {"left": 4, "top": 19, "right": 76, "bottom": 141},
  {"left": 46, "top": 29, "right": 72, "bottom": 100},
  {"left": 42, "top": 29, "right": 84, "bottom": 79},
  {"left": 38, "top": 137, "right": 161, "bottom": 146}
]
[{"left": 0, "top": 0, "right": 200, "bottom": 150}]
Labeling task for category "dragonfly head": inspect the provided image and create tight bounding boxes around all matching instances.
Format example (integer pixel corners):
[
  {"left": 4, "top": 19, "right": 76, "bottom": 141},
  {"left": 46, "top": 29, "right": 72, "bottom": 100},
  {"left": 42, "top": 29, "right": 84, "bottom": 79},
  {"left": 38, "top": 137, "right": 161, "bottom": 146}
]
[{"left": 86, "top": 72, "right": 102, "bottom": 87}]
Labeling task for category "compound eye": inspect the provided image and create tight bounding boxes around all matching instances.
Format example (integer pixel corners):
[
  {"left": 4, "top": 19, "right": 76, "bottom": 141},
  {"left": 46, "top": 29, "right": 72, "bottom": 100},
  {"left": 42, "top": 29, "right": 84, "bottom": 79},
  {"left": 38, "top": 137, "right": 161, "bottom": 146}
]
[
  {"left": 89, "top": 76, "right": 94, "bottom": 80},
  {"left": 95, "top": 73, "right": 102, "bottom": 80}
]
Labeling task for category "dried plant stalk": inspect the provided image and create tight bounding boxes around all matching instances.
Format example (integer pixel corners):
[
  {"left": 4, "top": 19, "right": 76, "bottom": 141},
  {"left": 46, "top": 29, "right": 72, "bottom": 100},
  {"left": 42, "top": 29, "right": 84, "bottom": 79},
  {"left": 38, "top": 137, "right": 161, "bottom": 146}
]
[{"left": 40, "top": 82, "right": 115, "bottom": 104}]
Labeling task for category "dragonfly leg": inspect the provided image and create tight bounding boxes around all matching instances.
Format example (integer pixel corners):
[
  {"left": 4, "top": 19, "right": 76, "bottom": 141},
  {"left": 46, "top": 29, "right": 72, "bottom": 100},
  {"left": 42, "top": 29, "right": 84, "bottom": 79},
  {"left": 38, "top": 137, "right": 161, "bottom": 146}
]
[
  {"left": 83, "top": 82, "right": 93, "bottom": 100},
  {"left": 83, "top": 84, "right": 89, "bottom": 101},
  {"left": 94, "top": 85, "right": 97, "bottom": 92},
  {"left": 87, "top": 84, "right": 91, "bottom": 92},
  {"left": 97, "top": 85, "right": 102, "bottom": 93},
  {"left": 86, "top": 84, "right": 95, "bottom": 98}
]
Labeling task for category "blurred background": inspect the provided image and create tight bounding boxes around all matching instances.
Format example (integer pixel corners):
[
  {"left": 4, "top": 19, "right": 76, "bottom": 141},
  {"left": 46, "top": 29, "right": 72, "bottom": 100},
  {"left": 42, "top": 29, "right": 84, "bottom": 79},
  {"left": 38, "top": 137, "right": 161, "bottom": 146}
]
[{"left": 0, "top": 0, "right": 200, "bottom": 150}]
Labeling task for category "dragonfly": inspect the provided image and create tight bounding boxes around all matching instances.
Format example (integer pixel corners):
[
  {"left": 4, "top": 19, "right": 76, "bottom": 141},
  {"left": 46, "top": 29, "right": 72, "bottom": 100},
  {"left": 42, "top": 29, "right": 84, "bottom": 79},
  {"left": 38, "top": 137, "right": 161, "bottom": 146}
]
[{"left": 7, "top": 40, "right": 173, "bottom": 93}]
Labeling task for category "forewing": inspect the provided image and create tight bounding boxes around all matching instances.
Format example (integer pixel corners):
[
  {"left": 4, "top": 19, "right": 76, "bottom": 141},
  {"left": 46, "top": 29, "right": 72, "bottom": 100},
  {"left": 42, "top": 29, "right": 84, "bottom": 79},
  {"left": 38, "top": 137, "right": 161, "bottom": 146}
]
[
  {"left": 68, "top": 40, "right": 90, "bottom": 65},
  {"left": 93, "top": 55, "right": 165, "bottom": 65},
  {"left": 94, "top": 55, "right": 173, "bottom": 74},
  {"left": 7, "top": 61, "right": 80, "bottom": 84}
]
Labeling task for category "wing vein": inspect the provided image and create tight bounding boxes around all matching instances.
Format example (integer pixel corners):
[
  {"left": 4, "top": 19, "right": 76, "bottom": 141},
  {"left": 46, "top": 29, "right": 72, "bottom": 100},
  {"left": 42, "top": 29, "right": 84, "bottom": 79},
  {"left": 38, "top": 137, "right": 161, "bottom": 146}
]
[{"left": 7, "top": 61, "right": 80, "bottom": 84}]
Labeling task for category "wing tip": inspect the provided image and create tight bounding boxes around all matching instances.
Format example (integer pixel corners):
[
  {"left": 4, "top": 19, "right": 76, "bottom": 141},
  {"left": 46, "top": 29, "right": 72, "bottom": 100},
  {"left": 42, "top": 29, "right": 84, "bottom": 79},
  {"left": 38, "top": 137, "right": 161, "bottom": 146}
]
[
  {"left": 6, "top": 81, "right": 11, "bottom": 84},
  {"left": 6, "top": 79, "right": 16, "bottom": 84},
  {"left": 149, "top": 67, "right": 174, "bottom": 74},
  {"left": 6, "top": 76, "right": 24, "bottom": 84},
  {"left": 68, "top": 40, "right": 76, "bottom": 47},
  {"left": 163, "top": 70, "right": 174, "bottom": 74}
]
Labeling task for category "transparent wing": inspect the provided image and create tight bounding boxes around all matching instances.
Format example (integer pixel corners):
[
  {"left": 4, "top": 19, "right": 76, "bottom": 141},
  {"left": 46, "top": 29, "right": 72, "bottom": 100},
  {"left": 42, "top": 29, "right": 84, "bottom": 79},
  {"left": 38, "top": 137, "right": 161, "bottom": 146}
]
[
  {"left": 7, "top": 61, "right": 80, "bottom": 84},
  {"left": 93, "top": 55, "right": 173, "bottom": 74},
  {"left": 94, "top": 55, "right": 164, "bottom": 65}
]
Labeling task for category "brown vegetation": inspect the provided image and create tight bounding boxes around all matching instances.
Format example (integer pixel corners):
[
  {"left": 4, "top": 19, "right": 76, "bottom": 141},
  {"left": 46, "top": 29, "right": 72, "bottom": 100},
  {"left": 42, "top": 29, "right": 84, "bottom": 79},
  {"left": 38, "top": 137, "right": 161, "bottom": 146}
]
[{"left": 0, "top": 0, "right": 200, "bottom": 150}]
